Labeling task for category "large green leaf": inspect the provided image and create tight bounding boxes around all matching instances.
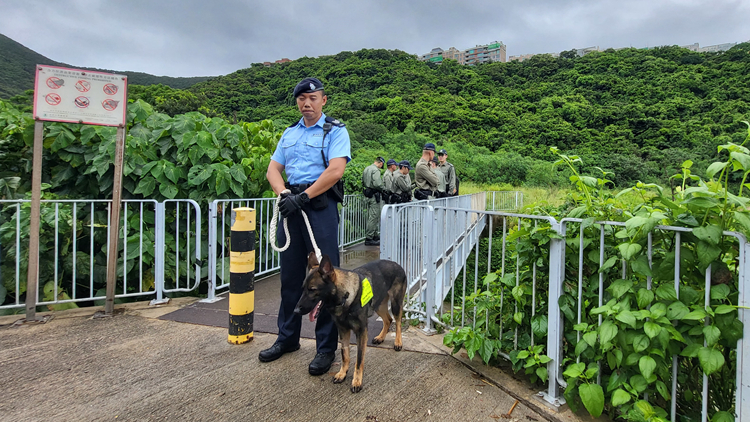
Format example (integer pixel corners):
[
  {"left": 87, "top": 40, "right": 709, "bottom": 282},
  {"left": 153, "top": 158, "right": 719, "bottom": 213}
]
[
  {"left": 618, "top": 242, "right": 642, "bottom": 260},
  {"left": 608, "top": 279, "right": 633, "bottom": 299},
  {"left": 599, "top": 320, "right": 618, "bottom": 345},
  {"left": 698, "top": 347, "right": 725, "bottom": 375},
  {"left": 578, "top": 383, "right": 604, "bottom": 418},
  {"left": 703, "top": 325, "right": 721, "bottom": 347},
  {"left": 616, "top": 310, "right": 636, "bottom": 328},
  {"left": 633, "top": 334, "right": 650, "bottom": 353},
  {"left": 693, "top": 225, "right": 723, "bottom": 246},
  {"left": 639, "top": 355, "right": 656, "bottom": 379},
  {"left": 188, "top": 165, "right": 213, "bottom": 186},
  {"left": 644, "top": 321, "right": 662, "bottom": 339},
  {"left": 611, "top": 388, "right": 631, "bottom": 407},
  {"left": 159, "top": 182, "right": 178, "bottom": 199},
  {"left": 636, "top": 288, "right": 654, "bottom": 309}
]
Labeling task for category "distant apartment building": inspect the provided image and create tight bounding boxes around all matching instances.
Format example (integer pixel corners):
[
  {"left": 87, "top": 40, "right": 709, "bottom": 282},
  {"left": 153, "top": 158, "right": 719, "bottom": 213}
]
[
  {"left": 509, "top": 52, "right": 559, "bottom": 62},
  {"left": 418, "top": 41, "right": 506, "bottom": 65},
  {"left": 262, "top": 58, "right": 292, "bottom": 67}
]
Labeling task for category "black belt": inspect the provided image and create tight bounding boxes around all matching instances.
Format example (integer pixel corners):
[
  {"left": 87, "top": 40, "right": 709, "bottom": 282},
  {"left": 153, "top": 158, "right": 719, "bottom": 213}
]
[{"left": 285, "top": 182, "right": 313, "bottom": 194}]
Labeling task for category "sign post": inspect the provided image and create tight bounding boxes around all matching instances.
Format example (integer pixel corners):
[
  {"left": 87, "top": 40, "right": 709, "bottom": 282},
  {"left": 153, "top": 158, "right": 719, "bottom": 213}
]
[{"left": 29, "top": 65, "right": 128, "bottom": 320}]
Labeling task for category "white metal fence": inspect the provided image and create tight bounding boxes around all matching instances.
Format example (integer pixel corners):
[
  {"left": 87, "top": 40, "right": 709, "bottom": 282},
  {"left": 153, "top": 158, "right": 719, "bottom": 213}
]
[
  {"left": 0, "top": 199, "right": 200, "bottom": 310},
  {"left": 381, "top": 201, "right": 750, "bottom": 421}
]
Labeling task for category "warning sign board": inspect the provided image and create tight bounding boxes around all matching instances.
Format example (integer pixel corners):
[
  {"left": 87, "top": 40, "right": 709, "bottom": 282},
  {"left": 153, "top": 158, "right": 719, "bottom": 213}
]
[{"left": 33, "top": 65, "right": 127, "bottom": 127}]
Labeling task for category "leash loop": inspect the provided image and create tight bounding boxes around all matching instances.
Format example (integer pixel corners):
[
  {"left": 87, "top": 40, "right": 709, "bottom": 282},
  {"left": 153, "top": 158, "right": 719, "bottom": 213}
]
[{"left": 269, "top": 189, "right": 323, "bottom": 262}]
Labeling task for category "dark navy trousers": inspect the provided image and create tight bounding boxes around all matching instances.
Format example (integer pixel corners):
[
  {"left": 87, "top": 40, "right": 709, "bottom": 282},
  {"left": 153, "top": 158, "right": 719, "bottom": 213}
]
[{"left": 276, "top": 196, "right": 339, "bottom": 354}]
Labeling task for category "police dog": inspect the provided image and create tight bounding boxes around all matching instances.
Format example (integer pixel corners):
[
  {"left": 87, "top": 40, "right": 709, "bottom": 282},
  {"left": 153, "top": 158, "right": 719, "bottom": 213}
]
[{"left": 294, "top": 252, "right": 407, "bottom": 393}]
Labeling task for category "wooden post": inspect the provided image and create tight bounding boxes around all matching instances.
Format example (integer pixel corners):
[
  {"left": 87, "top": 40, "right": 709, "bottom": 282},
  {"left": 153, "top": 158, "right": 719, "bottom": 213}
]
[
  {"left": 25, "top": 121, "right": 44, "bottom": 321},
  {"left": 105, "top": 126, "right": 126, "bottom": 315}
]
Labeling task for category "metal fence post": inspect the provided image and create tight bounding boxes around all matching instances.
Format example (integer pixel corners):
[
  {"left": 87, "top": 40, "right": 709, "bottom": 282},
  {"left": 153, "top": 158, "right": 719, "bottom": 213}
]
[
  {"left": 202, "top": 201, "right": 220, "bottom": 302},
  {"left": 150, "top": 201, "right": 168, "bottom": 305},
  {"left": 542, "top": 219, "right": 566, "bottom": 406},
  {"left": 735, "top": 238, "right": 750, "bottom": 420},
  {"left": 423, "top": 206, "right": 437, "bottom": 334}
]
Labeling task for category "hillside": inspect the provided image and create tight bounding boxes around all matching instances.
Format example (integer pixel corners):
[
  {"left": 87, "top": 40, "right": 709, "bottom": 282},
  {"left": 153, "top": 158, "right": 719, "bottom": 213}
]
[
  {"left": 187, "top": 45, "right": 750, "bottom": 186},
  {"left": 0, "top": 33, "right": 211, "bottom": 99}
]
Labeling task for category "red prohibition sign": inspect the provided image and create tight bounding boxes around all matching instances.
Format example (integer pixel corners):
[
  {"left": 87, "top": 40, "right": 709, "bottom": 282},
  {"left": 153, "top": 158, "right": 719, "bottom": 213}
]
[
  {"left": 74, "top": 96, "right": 90, "bottom": 108},
  {"left": 102, "top": 83, "right": 118, "bottom": 95},
  {"left": 45, "top": 93, "right": 62, "bottom": 106},
  {"left": 102, "top": 99, "right": 119, "bottom": 111},
  {"left": 46, "top": 77, "right": 64, "bottom": 89},
  {"left": 75, "top": 80, "right": 91, "bottom": 92}
]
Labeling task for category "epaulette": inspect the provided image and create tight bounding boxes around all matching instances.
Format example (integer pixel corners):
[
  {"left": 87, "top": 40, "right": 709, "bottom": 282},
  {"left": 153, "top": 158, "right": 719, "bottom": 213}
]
[{"left": 325, "top": 116, "right": 346, "bottom": 127}]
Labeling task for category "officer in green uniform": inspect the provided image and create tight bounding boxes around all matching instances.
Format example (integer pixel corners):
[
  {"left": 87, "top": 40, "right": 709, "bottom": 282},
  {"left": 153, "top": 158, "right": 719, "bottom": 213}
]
[
  {"left": 382, "top": 159, "right": 397, "bottom": 203},
  {"left": 437, "top": 149, "right": 457, "bottom": 196},
  {"left": 393, "top": 160, "right": 412, "bottom": 203},
  {"left": 363, "top": 157, "right": 385, "bottom": 245},
  {"left": 415, "top": 143, "right": 439, "bottom": 200},
  {"left": 431, "top": 157, "right": 447, "bottom": 197}
]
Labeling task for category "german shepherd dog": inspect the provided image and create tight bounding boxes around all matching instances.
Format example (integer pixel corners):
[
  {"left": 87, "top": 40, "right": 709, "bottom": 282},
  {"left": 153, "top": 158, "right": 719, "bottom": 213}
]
[{"left": 294, "top": 252, "right": 407, "bottom": 393}]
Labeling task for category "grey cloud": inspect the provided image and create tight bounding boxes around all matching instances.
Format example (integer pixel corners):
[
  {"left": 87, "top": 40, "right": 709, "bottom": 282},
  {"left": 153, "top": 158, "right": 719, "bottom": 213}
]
[{"left": 1, "top": 0, "right": 748, "bottom": 77}]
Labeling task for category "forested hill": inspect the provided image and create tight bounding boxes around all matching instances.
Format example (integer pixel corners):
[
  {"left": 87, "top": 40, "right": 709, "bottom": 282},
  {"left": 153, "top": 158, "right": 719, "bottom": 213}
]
[
  {"left": 0, "top": 33, "right": 212, "bottom": 99},
  {"left": 188, "top": 45, "right": 750, "bottom": 186}
]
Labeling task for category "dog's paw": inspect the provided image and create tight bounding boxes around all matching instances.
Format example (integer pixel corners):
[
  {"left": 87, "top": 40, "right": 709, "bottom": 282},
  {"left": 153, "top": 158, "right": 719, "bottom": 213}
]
[
  {"left": 372, "top": 337, "right": 384, "bottom": 345},
  {"left": 332, "top": 372, "right": 347, "bottom": 384},
  {"left": 394, "top": 344, "right": 402, "bottom": 351},
  {"left": 350, "top": 384, "right": 362, "bottom": 393}
]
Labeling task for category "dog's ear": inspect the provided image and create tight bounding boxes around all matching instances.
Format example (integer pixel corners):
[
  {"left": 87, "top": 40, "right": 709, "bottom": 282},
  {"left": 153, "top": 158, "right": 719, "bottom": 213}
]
[
  {"left": 318, "top": 254, "right": 335, "bottom": 282},
  {"left": 307, "top": 252, "right": 319, "bottom": 269}
]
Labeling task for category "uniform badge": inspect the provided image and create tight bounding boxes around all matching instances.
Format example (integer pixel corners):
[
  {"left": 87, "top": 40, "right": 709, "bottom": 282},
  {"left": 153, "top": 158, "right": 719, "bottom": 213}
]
[{"left": 309, "top": 82, "right": 315, "bottom": 90}]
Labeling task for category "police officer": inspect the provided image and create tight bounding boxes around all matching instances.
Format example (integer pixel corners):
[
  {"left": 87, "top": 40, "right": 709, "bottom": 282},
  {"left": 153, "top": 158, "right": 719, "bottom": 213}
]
[
  {"left": 393, "top": 160, "right": 413, "bottom": 203},
  {"left": 262, "top": 77, "right": 350, "bottom": 376},
  {"left": 431, "top": 157, "right": 447, "bottom": 197},
  {"left": 415, "top": 143, "right": 439, "bottom": 200},
  {"left": 437, "top": 149, "right": 457, "bottom": 196},
  {"left": 363, "top": 157, "right": 385, "bottom": 245},
  {"left": 383, "top": 159, "right": 398, "bottom": 203}
]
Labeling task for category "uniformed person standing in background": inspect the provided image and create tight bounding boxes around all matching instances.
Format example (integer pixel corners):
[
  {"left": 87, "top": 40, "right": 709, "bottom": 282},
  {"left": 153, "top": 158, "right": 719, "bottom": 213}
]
[
  {"left": 393, "top": 160, "right": 413, "bottom": 203},
  {"left": 415, "top": 143, "right": 439, "bottom": 200},
  {"left": 263, "top": 77, "right": 350, "bottom": 376},
  {"left": 363, "top": 157, "right": 385, "bottom": 245},
  {"left": 431, "top": 157, "right": 447, "bottom": 197},
  {"left": 437, "top": 149, "right": 457, "bottom": 196},
  {"left": 383, "top": 159, "right": 398, "bottom": 204}
]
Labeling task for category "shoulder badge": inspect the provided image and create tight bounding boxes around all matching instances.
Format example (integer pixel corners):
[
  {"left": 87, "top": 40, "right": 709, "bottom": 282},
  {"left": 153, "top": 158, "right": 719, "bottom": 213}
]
[{"left": 325, "top": 116, "right": 346, "bottom": 127}]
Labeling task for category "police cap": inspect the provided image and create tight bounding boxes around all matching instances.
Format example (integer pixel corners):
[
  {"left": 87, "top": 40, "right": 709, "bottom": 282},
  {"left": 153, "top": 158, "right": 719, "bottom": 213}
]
[
  {"left": 423, "top": 143, "right": 436, "bottom": 151},
  {"left": 431, "top": 157, "right": 439, "bottom": 164},
  {"left": 293, "top": 77, "right": 324, "bottom": 98},
  {"left": 438, "top": 149, "right": 447, "bottom": 155},
  {"left": 377, "top": 156, "right": 385, "bottom": 164},
  {"left": 386, "top": 159, "right": 398, "bottom": 166},
  {"left": 399, "top": 160, "right": 412, "bottom": 170}
]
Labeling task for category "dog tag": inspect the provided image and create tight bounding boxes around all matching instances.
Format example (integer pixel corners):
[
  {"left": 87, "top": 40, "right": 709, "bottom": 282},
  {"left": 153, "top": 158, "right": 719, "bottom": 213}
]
[{"left": 361, "top": 278, "right": 374, "bottom": 306}]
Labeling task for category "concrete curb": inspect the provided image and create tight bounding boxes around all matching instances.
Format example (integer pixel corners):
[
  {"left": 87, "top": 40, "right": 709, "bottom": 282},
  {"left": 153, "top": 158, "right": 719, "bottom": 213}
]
[{"left": 412, "top": 329, "right": 607, "bottom": 422}]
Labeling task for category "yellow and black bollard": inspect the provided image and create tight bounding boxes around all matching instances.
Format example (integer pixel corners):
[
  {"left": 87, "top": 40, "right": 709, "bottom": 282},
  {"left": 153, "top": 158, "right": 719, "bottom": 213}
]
[{"left": 228, "top": 207, "right": 255, "bottom": 344}]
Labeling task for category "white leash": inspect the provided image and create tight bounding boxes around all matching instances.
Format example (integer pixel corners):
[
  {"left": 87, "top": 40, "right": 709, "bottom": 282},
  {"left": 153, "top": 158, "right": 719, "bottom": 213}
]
[{"left": 269, "top": 189, "right": 322, "bottom": 262}]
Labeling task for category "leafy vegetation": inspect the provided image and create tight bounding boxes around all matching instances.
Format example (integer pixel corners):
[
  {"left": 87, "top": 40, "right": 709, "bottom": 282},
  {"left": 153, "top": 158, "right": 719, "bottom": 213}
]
[
  {"left": 0, "top": 98, "right": 281, "bottom": 310},
  {"left": 444, "top": 123, "right": 750, "bottom": 421},
  {"left": 184, "top": 44, "right": 750, "bottom": 189}
]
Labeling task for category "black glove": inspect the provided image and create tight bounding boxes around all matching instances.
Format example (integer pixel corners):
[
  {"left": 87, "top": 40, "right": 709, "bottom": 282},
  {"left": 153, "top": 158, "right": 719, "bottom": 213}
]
[{"left": 279, "top": 192, "right": 309, "bottom": 218}]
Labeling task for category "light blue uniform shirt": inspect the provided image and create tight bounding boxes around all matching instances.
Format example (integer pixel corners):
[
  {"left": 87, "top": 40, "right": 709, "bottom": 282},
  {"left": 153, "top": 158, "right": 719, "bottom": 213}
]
[{"left": 270, "top": 113, "right": 351, "bottom": 185}]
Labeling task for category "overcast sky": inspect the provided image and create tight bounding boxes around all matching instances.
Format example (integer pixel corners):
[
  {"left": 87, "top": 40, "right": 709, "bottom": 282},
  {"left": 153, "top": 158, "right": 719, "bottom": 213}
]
[{"left": 2, "top": 0, "right": 749, "bottom": 77}]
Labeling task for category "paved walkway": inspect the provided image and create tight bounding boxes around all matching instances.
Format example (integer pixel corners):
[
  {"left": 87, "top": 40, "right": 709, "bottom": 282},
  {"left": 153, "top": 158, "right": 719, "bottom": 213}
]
[{"left": 0, "top": 244, "right": 590, "bottom": 422}]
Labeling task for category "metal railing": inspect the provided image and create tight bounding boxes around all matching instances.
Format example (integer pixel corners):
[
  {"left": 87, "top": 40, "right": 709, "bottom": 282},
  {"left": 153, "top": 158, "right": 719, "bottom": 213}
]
[
  {"left": 0, "top": 199, "right": 200, "bottom": 310},
  {"left": 381, "top": 201, "right": 750, "bottom": 420},
  {"left": 205, "top": 194, "right": 368, "bottom": 301},
  {"left": 487, "top": 191, "right": 523, "bottom": 211}
]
